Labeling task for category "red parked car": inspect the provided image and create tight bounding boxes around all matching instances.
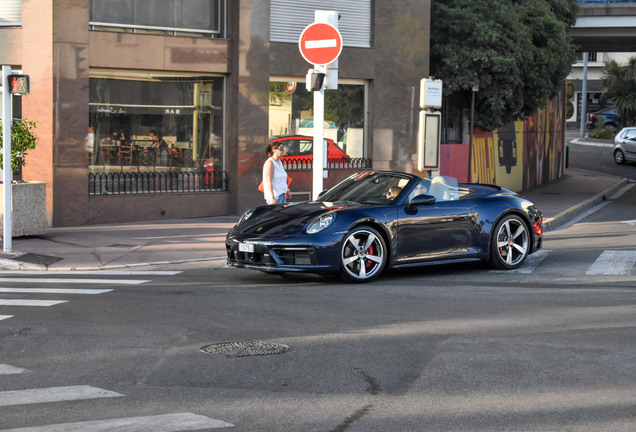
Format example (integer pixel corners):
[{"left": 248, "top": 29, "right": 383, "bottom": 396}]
[{"left": 268, "top": 135, "right": 349, "bottom": 163}]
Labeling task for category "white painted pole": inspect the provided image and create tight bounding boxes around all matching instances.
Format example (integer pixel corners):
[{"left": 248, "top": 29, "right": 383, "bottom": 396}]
[
  {"left": 312, "top": 73, "right": 325, "bottom": 200},
  {"left": 311, "top": 10, "right": 339, "bottom": 200},
  {"left": 2, "top": 65, "right": 13, "bottom": 253}
]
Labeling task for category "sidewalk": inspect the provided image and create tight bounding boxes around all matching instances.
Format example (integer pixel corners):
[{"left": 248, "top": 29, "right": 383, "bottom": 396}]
[{"left": 0, "top": 143, "right": 630, "bottom": 271}]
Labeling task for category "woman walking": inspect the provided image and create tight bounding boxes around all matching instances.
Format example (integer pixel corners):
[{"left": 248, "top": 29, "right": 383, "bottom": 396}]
[{"left": 262, "top": 142, "right": 289, "bottom": 204}]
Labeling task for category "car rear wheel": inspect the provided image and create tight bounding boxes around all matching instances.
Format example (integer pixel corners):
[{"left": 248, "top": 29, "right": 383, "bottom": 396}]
[
  {"left": 614, "top": 149, "right": 626, "bottom": 164},
  {"left": 490, "top": 215, "right": 529, "bottom": 270},
  {"left": 340, "top": 226, "right": 386, "bottom": 283}
]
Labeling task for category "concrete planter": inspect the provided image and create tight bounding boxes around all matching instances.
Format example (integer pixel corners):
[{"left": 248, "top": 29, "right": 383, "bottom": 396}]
[{"left": 0, "top": 182, "right": 47, "bottom": 237}]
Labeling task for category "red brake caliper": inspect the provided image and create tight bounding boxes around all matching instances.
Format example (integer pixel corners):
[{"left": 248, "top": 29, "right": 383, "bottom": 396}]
[{"left": 366, "top": 245, "right": 374, "bottom": 269}]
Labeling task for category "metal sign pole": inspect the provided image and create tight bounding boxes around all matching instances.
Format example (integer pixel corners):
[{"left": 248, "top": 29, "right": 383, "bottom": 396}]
[
  {"left": 312, "top": 68, "right": 325, "bottom": 200},
  {"left": 2, "top": 65, "right": 13, "bottom": 253}
]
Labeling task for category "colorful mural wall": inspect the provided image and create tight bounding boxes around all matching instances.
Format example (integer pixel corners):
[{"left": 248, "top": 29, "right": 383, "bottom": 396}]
[{"left": 440, "top": 91, "right": 565, "bottom": 192}]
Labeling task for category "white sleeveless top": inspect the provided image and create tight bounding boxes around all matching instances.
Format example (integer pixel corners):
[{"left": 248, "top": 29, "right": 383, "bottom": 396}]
[{"left": 263, "top": 157, "right": 288, "bottom": 199}]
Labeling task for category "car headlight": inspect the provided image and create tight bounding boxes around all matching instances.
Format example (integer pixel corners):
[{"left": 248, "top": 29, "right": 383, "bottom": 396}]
[
  {"left": 239, "top": 208, "right": 255, "bottom": 224},
  {"left": 306, "top": 213, "right": 336, "bottom": 234}
]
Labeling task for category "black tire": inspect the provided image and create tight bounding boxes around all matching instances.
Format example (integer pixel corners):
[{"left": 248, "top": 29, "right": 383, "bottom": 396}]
[
  {"left": 339, "top": 226, "right": 387, "bottom": 283},
  {"left": 614, "top": 149, "right": 626, "bottom": 165},
  {"left": 490, "top": 214, "right": 530, "bottom": 270}
]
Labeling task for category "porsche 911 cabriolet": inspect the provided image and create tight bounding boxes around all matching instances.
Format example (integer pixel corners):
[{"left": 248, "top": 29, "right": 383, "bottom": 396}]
[{"left": 226, "top": 171, "right": 543, "bottom": 283}]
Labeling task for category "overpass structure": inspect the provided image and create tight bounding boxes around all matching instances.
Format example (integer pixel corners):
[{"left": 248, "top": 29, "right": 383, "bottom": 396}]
[{"left": 571, "top": 1, "right": 636, "bottom": 51}]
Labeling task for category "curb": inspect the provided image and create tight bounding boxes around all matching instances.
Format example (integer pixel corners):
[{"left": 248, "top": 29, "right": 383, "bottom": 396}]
[
  {"left": 569, "top": 138, "right": 613, "bottom": 148},
  {"left": 0, "top": 256, "right": 228, "bottom": 272},
  {"left": 543, "top": 177, "right": 630, "bottom": 231}
]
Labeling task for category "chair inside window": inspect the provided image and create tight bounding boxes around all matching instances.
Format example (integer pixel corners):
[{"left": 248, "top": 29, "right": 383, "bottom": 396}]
[{"left": 118, "top": 143, "right": 134, "bottom": 165}]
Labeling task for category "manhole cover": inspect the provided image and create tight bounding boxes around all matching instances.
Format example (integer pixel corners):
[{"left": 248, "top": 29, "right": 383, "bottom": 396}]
[
  {"left": 11, "top": 253, "right": 62, "bottom": 266},
  {"left": 200, "top": 341, "right": 290, "bottom": 358}
]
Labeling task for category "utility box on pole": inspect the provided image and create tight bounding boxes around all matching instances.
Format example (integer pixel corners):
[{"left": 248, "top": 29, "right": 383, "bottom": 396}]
[{"left": 2, "top": 67, "right": 31, "bottom": 253}]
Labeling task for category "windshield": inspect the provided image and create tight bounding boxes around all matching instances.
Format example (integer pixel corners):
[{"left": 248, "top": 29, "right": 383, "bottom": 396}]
[{"left": 319, "top": 172, "right": 414, "bottom": 204}]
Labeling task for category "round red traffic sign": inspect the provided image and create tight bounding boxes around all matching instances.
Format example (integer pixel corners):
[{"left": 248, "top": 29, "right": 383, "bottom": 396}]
[{"left": 298, "top": 22, "right": 343, "bottom": 66}]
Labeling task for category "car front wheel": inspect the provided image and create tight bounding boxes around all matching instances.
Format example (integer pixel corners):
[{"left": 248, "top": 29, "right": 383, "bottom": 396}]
[
  {"left": 614, "top": 149, "right": 626, "bottom": 164},
  {"left": 490, "top": 215, "right": 530, "bottom": 270},
  {"left": 340, "top": 226, "right": 387, "bottom": 283}
]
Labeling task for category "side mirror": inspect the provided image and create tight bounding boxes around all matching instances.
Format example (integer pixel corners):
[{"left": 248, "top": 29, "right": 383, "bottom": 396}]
[
  {"left": 408, "top": 194, "right": 436, "bottom": 207},
  {"left": 317, "top": 190, "right": 327, "bottom": 200}
]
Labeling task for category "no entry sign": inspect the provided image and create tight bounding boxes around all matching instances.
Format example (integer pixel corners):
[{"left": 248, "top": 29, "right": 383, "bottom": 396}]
[{"left": 298, "top": 22, "right": 342, "bottom": 66}]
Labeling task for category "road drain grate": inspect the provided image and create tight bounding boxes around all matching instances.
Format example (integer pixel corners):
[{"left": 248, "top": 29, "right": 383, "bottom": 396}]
[
  {"left": 10, "top": 253, "right": 63, "bottom": 266},
  {"left": 200, "top": 341, "right": 290, "bottom": 358}
]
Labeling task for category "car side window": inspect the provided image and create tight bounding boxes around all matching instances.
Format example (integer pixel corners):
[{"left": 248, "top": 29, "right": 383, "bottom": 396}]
[
  {"left": 625, "top": 129, "right": 636, "bottom": 141},
  {"left": 299, "top": 140, "right": 313, "bottom": 156},
  {"left": 408, "top": 176, "right": 460, "bottom": 202},
  {"left": 282, "top": 140, "right": 299, "bottom": 156}
]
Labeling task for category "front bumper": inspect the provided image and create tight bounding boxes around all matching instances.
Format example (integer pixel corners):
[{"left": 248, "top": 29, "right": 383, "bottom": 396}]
[{"left": 225, "top": 235, "right": 342, "bottom": 274}]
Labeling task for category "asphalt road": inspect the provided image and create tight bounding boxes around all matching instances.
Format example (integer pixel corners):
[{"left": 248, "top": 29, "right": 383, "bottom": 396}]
[
  {"left": 566, "top": 128, "right": 636, "bottom": 180},
  {"left": 1, "top": 143, "right": 635, "bottom": 431}
]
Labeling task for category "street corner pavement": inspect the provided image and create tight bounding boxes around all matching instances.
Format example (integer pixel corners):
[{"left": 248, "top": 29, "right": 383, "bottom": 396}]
[
  {"left": 0, "top": 216, "right": 239, "bottom": 271},
  {"left": 523, "top": 167, "right": 630, "bottom": 232}
]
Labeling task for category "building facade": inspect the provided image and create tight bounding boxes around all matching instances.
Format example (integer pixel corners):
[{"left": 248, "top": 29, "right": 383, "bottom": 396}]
[
  {"left": 567, "top": 51, "right": 636, "bottom": 125},
  {"left": 0, "top": 0, "right": 432, "bottom": 226}
]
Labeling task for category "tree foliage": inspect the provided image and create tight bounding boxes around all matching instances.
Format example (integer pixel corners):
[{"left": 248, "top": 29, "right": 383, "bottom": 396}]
[
  {"left": 0, "top": 119, "right": 39, "bottom": 174},
  {"left": 430, "top": 0, "right": 578, "bottom": 130},
  {"left": 601, "top": 57, "right": 636, "bottom": 126}
]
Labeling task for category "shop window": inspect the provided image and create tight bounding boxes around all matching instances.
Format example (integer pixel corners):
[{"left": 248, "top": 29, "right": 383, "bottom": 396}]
[
  {"left": 89, "top": 0, "right": 224, "bottom": 38},
  {"left": 89, "top": 72, "right": 224, "bottom": 180},
  {"left": 270, "top": 0, "right": 371, "bottom": 48},
  {"left": 269, "top": 79, "right": 367, "bottom": 159}
]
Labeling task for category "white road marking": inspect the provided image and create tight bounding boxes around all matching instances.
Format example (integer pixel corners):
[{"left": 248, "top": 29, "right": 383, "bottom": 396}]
[
  {"left": 305, "top": 38, "right": 337, "bottom": 49},
  {"left": 0, "top": 300, "right": 67, "bottom": 307},
  {"left": 0, "top": 385, "right": 123, "bottom": 407},
  {"left": 0, "top": 315, "right": 13, "bottom": 321},
  {"left": 0, "top": 278, "right": 148, "bottom": 285},
  {"left": 490, "top": 250, "right": 551, "bottom": 274},
  {"left": 0, "top": 364, "right": 27, "bottom": 375},
  {"left": 586, "top": 250, "right": 636, "bottom": 276},
  {"left": 0, "top": 412, "right": 234, "bottom": 431},
  {"left": 0, "top": 288, "right": 112, "bottom": 294}
]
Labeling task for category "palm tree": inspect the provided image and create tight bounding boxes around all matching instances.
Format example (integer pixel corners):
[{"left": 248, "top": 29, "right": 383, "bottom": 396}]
[{"left": 601, "top": 57, "right": 636, "bottom": 127}]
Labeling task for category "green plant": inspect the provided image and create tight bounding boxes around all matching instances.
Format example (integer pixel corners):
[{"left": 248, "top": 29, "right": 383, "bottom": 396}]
[
  {"left": 589, "top": 118, "right": 617, "bottom": 140},
  {"left": 0, "top": 119, "right": 38, "bottom": 174}
]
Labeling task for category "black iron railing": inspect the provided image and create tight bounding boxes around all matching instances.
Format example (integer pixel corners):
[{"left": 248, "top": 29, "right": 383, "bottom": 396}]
[
  {"left": 283, "top": 157, "right": 372, "bottom": 171},
  {"left": 89, "top": 170, "right": 228, "bottom": 196}
]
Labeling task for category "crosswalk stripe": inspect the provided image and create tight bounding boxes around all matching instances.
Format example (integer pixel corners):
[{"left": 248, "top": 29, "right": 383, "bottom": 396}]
[
  {"left": 586, "top": 250, "right": 636, "bottom": 276},
  {"left": 491, "top": 250, "right": 552, "bottom": 274},
  {"left": 0, "top": 364, "right": 27, "bottom": 375},
  {"left": 0, "top": 278, "right": 149, "bottom": 285},
  {"left": 0, "top": 300, "right": 68, "bottom": 307},
  {"left": 0, "top": 412, "right": 234, "bottom": 431},
  {"left": 0, "top": 385, "right": 123, "bottom": 407},
  {"left": 0, "top": 315, "right": 12, "bottom": 321},
  {"left": 0, "top": 288, "right": 112, "bottom": 294}
]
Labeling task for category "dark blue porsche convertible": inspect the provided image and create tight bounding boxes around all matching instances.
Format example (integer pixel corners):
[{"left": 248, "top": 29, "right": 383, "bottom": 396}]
[{"left": 226, "top": 171, "right": 543, "bottom": 282}]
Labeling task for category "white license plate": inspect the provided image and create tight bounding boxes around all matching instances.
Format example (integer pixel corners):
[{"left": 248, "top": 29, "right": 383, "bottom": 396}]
[{"left": 239, "top": 243, "right": 254, "bottom": 253}]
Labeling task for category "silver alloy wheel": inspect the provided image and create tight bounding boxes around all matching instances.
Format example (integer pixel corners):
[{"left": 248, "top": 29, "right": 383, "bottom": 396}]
[
  {"left": 614, "top": 149, "right": 625, "bottom": 164},
  {"left": 493, "top": 215, "right": 529, "bottom": 269},
  {"left": 340, "top": 227, "right": 386, "bottom": 282}
]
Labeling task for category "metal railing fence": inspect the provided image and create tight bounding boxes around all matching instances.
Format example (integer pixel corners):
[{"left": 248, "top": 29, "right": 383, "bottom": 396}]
[{"left": 89, "top": 170, "right": 227, "bottom": 196}]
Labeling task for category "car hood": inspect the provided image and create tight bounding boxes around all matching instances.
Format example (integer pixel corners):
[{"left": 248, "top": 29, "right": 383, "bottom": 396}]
[{"left": 233, "top": 201, "right": 366, "bottom": 237}]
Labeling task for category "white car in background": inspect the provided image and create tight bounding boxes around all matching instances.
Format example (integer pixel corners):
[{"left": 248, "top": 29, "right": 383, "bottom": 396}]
[{"left": 613, "top": 127, "right": 636, "bottom": 164}]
